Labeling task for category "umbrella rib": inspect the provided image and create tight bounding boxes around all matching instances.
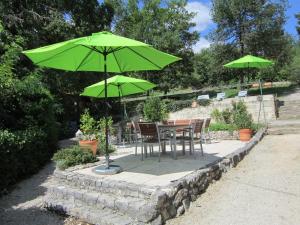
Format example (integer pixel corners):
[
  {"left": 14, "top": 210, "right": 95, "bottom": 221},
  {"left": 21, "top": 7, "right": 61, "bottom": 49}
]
[
  {"left": 34, "top": 45, "right": 79, "bottom": 65},
  {"left": 112, "top": 51, "right": 122, "bottom": 72},
  {"left": 126, "top": 47, "right": 163, "bottom": 69},
  {"left": 75, "top": 48, "right": 94, "bottom": 71},
  {"left": 129, "top": 82, "right": 150, "bottom": 92}
]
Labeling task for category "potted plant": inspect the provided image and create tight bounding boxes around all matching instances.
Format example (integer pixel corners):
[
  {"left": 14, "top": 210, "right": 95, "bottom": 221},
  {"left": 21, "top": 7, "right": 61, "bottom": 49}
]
[
  {"left": 232, "top": 101, "right": 253, "bottom": 141},
  {"left": 78, "top": 109, "right": 100, "bottom": 155}
]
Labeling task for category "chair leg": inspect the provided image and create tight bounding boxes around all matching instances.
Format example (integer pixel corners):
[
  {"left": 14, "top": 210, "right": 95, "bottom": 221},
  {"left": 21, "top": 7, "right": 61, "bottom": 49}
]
[
  {"left": 158, "top": 143, "right": 161, "bottom": 162},
  {"left": 145, "top": 144, "right": 148, "bottom": 158},
  {"left": 200, "top": 140, "right": 204, "bottom": 156}
]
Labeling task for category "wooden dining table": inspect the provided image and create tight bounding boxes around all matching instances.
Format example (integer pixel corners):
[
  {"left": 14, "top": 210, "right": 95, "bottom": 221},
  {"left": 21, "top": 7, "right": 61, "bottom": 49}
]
[{"left": 158, "top": 124, "right": 193, "bottom": 160}]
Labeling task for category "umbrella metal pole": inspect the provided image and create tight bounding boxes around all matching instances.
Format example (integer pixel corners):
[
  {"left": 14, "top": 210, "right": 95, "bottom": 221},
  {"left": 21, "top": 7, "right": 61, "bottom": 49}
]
[{"left": 104, "top": 52, "right": 109, "bottom": 169}]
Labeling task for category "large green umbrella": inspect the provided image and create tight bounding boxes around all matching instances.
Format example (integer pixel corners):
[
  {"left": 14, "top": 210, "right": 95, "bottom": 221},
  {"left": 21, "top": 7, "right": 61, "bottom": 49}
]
[
  {"left": 23, "top": 31, "right": 181, "bottom": 169},
  {"left": 224, "top": 55, "right": 273, "bottom": 125},
  {"left": 80, "top": 75, "right": 156, "bottom": 98}
]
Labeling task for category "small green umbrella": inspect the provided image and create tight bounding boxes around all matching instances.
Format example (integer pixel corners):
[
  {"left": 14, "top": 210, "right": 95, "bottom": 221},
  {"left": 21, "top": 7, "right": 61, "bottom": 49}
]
[
  {"left": 23, "top": 31, "right": 181, "bottom": 169},
  {"left": 80, "top": 75, "right": 156, "bottom": 98},
  {"left": 224, "top": 55, "right": 274, "bottom": 125},
  {"left": 224, "top": 55, "right": 273, "bottom": 68}
]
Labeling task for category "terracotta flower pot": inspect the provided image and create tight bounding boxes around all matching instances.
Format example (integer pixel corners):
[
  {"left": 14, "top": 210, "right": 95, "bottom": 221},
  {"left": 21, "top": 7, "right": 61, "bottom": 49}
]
[
  {"left": 191, "top": 100, "right": 198, "bottom": 108},
  {"left": 239, "top": 129, "right": 252, "bottom": 142},
  {"left": 79, "top": 140, "right": 98, "bottom": 156}
]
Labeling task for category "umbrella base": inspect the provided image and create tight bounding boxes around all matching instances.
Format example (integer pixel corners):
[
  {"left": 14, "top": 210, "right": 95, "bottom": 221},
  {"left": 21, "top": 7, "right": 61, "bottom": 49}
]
[{"left": 93, "top": 165, "right": 122, "bottom": 175}]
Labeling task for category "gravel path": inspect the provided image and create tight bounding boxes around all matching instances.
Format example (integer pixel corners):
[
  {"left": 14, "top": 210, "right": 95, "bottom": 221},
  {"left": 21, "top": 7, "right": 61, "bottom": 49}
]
[
  {"left": 0, "top": 163, "right": 90, "bottom": 225},
  {"left": 167, "top": 134, "right": 300, "bottom": 225}
]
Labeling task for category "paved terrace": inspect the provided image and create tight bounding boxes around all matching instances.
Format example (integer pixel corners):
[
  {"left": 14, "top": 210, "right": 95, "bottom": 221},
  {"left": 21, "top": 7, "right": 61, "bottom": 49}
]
[{"left": 76, "top": 140, "right": 246, "bottom": 187}]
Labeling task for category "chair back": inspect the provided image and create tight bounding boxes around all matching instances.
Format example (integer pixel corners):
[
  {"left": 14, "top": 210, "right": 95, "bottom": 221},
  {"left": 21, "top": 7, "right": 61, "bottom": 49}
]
[
  {"left": 138, "top": 122, "right": 159, "bottom": 138},
  {"left": 204, "top": 118, "right": 211, "bottom": 129},
  {"left": 192, "top": 119, "right": 204, "bottom": 134},
  {"left": 131, "top": 120, "right": 141, "bottom": 134}
]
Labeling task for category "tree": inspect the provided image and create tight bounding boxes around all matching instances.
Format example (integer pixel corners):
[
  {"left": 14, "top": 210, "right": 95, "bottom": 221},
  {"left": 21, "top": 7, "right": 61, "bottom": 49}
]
[
  {"left": 211, "top": 0, "right": 292, "bottom": 82},
  {"left": 296, "top": 12, "right": 300, "bottom": 36},
  {"left": 109, "top": 0, "right": 199, "bottom": 93}
]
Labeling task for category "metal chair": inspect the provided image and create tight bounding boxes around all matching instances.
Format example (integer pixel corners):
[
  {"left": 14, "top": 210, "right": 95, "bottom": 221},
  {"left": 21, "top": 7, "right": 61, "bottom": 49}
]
[
  {"left": 191, "top": 119, "right": 205, "bottom": 156},
  {"left": 138, "top": 122, "right": 163, "bottom": 162}
]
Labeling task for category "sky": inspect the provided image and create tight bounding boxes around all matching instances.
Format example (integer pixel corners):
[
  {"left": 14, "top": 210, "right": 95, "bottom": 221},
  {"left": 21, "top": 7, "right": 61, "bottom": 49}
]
[{"left": 187, "top": 0, "right": 300, "bottom": 53}]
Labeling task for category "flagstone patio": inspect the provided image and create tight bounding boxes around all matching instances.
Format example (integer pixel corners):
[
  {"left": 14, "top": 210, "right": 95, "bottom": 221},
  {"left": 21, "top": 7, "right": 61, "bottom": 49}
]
[{"left": 76, "top": 140, "right": 246, "bottom": 187}]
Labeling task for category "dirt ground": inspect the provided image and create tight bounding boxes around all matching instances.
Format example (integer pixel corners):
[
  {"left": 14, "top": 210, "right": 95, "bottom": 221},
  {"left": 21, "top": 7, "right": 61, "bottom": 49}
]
[{"left": 167, "top": 134, "right": 300, "bottom": 225}]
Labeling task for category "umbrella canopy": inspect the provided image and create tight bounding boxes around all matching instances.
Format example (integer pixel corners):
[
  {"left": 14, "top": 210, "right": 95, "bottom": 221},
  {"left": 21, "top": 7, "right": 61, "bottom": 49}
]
[
  {"left": 224, "top": 55, "right": 273, "bottom": 68},
  {"left": 80, "top": 75, "right": 156, "bottom": 98},
  {"left": 23, "top": 31, "right": 181, "bottom": 169},
  {"left": 23, "top": 31, "right": 181, "bottom": 72}
]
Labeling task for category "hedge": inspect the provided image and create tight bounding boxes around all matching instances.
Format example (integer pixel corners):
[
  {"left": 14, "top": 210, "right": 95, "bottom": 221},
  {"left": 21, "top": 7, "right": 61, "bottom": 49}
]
[
  {"left": 0, "top": 75, "right": 57, "bottom": 194},
  {"left": 0, "top": 128, "right": 54, "bottom": 192}
]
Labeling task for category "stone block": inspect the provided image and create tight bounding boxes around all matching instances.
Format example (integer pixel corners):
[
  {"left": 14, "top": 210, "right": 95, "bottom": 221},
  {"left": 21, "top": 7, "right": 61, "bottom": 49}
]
[{"left": 174, "top": 188, "right": 188, "bottom": 207}]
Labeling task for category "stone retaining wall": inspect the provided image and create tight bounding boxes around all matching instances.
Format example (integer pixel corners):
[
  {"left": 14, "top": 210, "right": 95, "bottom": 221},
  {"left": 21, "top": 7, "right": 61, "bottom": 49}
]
[
  {"left": 169, "top": 95, "right": 276, "bottom": 122},
  {"left": 44, "top": 129, "right": 266, "bottom": 225}
]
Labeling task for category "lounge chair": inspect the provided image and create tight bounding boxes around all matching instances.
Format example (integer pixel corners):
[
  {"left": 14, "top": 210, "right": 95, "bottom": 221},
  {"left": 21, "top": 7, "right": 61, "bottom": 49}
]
[
  {"left": 216, "top": 92, "right": 225, "bottom": 101},
  {"left": 238, "top": 90, "right": 248, "bottom": 97},
  {"left": 197, "top": 94, "right": 210, "bottom": 100}
]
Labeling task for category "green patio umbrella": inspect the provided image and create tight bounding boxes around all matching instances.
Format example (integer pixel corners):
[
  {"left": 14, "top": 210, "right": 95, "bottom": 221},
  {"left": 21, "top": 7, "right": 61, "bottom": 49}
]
[
  {"left": 224, "top": 55, "right": 273, "bottom": 69},
  {"left": 80, "top": 75, "right": 156, "bottom": 98},
  {"left": 23, "top": 31, "right": 181, "bottom": 169},
  {"left": 224, "top": 55, "right": 273, "bottom": 125}
]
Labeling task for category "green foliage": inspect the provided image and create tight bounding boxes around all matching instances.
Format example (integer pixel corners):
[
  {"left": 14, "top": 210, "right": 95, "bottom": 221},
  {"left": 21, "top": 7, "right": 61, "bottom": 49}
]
[
  {"left": 289, "top": 43, "right": 300, "bottom": 84},
  {"left": 209, "top": 123, "right": 236, "bottom": 132},
  {"left": 296, "top": 12, "right": 300, "bottom": 36},
  {"left": 232, "top": 101, "right": 253, "bottom": 129},
  {"left": 53, "top": 145, "right": 98, "bottom": 170},
  {"left": 0, "top": 128, "right": 52, "bottom": 193},
  {"left": 111, "top": 0, "right": 199, "bottom": 92},
  {"left": 211, "top": 108, "right": 232, "bottom": 124},
  {"left": 211, "top": 0, "right": 293, "bottom": 83},
  {"left": 143, "top": 96, "right": 168, "bottom": 122},
  {"left": 211, "top": 109, "right": 223, "bottom": 123},
  {"left": 163, "top": 99, "right": 193, "bottom": 112}
]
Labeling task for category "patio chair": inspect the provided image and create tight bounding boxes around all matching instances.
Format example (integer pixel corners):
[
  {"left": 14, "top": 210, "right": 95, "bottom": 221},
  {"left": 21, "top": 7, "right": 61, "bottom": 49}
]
[
  {"left": 216, "top": 92, "right": 225, "bottom": 101},
  {"left": 197, "top": 94, "right": 210, "bottom": 100},
  {"left": 174, "top": 119, "right": 192, "bottom": 154},
  {"left": 202, "top": 118, "right": 212, "bottom": 144},
  {"left": 138, "top": 122, "right": 163, "bottom": 162},
  {"left": 238, "top": 90, "right": 248, "bottom": 97},
  {"left": 176, "top": 119, "right": 204, "bottom": 157}
]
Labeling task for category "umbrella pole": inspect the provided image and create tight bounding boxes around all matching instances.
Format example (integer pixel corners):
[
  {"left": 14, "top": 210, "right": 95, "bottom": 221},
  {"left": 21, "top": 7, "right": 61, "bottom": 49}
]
[{"left": 104, "top": 52, "right": 109, "bottom": 169}]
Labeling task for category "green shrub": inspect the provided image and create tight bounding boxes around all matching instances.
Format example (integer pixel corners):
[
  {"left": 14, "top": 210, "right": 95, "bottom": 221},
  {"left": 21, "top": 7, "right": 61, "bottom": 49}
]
[
  {"left": 0, "top": 127, "right": 51, "bottom": 192},
  {"left": 232, "top": 101, "right": 253, "bottom": 129},
  {"left": 53, "top": 145, "right": 98, "bottom": 170},
  {"left": 209, "top": 123, "right": 236, "bottom": 132},
  {"left": 143, "top": 96, "right": 168, "bottom": 122},
  {"left": 163, "top": 99, "right": 193, "bottom": 112},
  {"left": 211, "top": 108, "right": 232, "bottom": 124},
  {"left": 221, "top": 108, "right": 232, "bottom": 124},
  {"left": 211, "top": 109, "right": 223, "bottom": 123}
]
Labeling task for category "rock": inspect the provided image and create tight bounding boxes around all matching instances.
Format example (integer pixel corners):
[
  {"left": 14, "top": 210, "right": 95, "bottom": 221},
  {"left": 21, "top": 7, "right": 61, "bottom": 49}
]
[
  {"left": 174, "top": 189, "right": 188, "bottom": 207},
  {"left": 176, "top": 205, "right": 185, "bottom": 217},
  {"left": 150, "top": 215, "right": 162, "bottom": 225},
  {"left": 151, "top": 190, "right": 167, "bottom": 208},
  {"left": 182, "top": 198, "right": 190, "bottom": 211}
]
